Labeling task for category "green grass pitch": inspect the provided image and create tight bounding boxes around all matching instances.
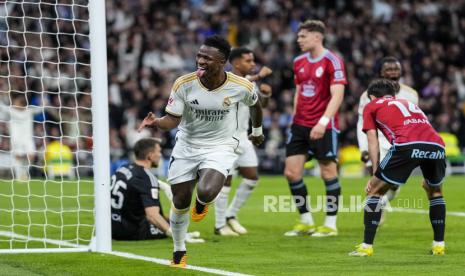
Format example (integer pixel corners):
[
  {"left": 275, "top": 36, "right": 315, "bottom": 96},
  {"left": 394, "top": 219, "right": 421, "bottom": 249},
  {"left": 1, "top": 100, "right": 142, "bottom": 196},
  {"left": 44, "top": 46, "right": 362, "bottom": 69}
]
[{"left": 0, "top": 175, "right": 464, "bottom": 275}]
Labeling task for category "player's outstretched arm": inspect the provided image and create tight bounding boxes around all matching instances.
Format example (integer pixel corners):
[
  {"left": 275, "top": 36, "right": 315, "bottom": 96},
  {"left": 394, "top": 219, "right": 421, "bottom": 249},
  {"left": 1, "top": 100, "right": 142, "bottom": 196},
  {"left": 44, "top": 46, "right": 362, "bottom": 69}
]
[
  {"left": 248, "top": 100, "right": 265, "bottom": 146},
  {"left": 137, "top": 112, "right": 181, "bottom": 132}
]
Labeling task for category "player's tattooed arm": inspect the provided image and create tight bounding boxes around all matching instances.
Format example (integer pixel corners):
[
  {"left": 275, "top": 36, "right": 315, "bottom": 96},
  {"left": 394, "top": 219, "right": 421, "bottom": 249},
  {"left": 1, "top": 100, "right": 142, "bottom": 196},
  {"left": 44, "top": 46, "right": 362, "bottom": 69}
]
[
  {"left": 366, "top": 129, "right": 379, "bottom": 173},
  {"left": 248, "top": 100, "right": 265, "bottom": 146},
  {"left": 138, "top": 112, "right": 181, "bottom": 132}
]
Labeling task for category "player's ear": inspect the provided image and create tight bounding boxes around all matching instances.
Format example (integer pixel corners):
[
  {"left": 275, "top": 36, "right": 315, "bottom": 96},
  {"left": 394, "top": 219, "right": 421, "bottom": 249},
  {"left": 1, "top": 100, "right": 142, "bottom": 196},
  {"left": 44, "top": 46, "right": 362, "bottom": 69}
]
[{"left": 147, "top": 151, "right": 154, "bottom": 161}]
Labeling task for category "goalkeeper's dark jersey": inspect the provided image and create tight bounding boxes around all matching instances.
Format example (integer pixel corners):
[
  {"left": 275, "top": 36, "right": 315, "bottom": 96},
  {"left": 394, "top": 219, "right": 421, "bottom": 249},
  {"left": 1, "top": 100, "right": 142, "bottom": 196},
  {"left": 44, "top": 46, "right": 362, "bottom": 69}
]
[{"left": 110, "top": 163, "right": 162, "bottom": 239}]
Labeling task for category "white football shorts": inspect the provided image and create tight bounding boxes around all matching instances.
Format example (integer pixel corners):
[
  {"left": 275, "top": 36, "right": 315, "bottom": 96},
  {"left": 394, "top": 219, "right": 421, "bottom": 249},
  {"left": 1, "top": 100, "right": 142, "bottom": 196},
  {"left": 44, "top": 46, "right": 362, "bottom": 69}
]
[
  {"left": 167, "top": 143, "right": 237, "bottom": 185},
  {"left": 229, "top": 139, "right": 258, "bottom": 176}
]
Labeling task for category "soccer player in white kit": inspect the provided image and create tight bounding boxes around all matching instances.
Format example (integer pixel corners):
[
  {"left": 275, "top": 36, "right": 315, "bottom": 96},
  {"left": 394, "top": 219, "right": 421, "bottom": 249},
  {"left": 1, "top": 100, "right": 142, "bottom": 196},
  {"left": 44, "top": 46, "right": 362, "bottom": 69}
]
[
  {"left": 138, "top": 36, "right": 264, "bottom": 268},
  {"left": 0, "top": 93, "right": 42, "bottom": 181},
  {"left": 357, "top": 57, "right": 418, "bottom": 220},
  {"left": 214, "top": 47, "right": 273, "bottom": 236}
]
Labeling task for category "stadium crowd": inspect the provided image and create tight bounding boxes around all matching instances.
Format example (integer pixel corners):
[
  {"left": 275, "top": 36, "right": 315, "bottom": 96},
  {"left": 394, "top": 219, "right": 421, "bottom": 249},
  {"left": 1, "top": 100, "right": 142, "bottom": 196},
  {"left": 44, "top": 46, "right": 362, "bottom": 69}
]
[
  {"left": 105, "top": 0, "right": 465, "bottom": 173},
  {"left": 1, "top": 0, "right": 464, "bottom": 175}
]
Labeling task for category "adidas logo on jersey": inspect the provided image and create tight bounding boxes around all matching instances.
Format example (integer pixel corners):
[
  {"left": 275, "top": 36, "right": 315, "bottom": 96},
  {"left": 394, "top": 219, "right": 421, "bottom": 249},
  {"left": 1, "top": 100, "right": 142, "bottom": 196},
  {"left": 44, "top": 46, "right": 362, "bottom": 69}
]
[
  {"left": 189, "top": 99, "right": 199, "bottom": 105},
  {"left": 299, "top": 68, "right": 305, "bottom": 73}
]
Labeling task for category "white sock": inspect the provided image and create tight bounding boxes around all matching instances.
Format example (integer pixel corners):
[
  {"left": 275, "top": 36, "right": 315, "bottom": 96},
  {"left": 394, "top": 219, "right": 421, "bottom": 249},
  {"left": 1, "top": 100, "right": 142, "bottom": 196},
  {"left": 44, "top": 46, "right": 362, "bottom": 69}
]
[
  {"left": 214, "top": 186, "right": 231, "bottom": 229},
  {"left": 385, "top": 188, "right": 399, "bottom": 201},
  {"left": 226, "top": 178, "right": 257, "bottom": 218},
  {"left": 433, "top": 240, "right": 445, "bottom": 246},
  {"left": 381, "top": 188, "right": 399, "bottom": 208},
  {"left": 362, "top": 242, "right": 373, "bottom": 248},
  {"left": 300, "top": 212, "right": 314, "bottom": 225},
  {"left": 324, "top": 215, "right": 337, "bottom": 229},
  {"left": 169, "top": 206, "right": 190, "bottom": 252}
]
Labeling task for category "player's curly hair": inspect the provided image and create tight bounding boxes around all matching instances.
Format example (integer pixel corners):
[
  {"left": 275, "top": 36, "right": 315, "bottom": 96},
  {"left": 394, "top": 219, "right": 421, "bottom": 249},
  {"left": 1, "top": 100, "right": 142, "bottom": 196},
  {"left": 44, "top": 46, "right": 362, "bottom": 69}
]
[
  {"left": 367, "top": 78, "right": 397, "bottom": 98},
  {"left": 203, "top": 35, "right": 231, "bottom": 61},
  {"left": 134, "top": 138, "right": 162, "bottom": 160}
]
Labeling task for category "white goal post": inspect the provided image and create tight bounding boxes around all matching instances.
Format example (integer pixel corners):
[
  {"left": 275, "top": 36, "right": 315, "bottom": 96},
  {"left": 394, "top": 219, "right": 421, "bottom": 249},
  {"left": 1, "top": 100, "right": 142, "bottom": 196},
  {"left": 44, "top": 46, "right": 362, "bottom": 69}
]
[
  {"left": 89, "top": 0, "right": 111, "bottom": 253},
  {"left": 0, "top": 0, "right": 111, "bottom": 253}
]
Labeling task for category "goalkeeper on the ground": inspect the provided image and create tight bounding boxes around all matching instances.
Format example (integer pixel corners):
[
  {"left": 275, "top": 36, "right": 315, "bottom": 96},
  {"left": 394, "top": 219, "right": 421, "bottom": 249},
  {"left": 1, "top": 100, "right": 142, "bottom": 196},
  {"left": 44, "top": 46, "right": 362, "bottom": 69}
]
[{"left": 110, "top": 138, "right": 203, "bottom": 243}]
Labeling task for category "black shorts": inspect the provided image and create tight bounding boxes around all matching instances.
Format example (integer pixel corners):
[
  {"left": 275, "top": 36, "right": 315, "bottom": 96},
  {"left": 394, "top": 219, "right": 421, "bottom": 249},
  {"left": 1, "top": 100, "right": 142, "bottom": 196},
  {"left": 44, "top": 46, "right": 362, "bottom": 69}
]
[
  {"left": 112, "top": 218, "right": 167, "bottom": 241},
  {"left": 375, "top": 143, "right": 446, "bottom": 186},
  {"left": 285, "top": 124, "right": 339, "bottom": 161}
]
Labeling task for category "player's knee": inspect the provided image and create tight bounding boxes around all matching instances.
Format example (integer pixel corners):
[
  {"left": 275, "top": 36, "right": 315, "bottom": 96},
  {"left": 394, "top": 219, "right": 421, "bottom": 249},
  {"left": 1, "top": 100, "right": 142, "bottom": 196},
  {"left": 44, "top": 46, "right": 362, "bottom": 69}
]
[
  {"left": 240, "top": 167, "right": 259, "bottom": 181},
  {"left": 319, "top": 162, "right": 338, "bottom": 179},
  {"left": 196, "top": 186, "right": 219, "bottom": 204},
  {"left": 245, "top": 173, "right": 259, "bottom": 181},
  {"left": 284, "top": 167, "right": 300, "bottom": 182},
  {"left": 422, "top": 181, "right": 442, "bottom": 198},
  {"left": 172, "top": 192, "right": 192, "bottom": 210},
  {"left": 172, "top": 197, "right": 190, "bottom": 210}
]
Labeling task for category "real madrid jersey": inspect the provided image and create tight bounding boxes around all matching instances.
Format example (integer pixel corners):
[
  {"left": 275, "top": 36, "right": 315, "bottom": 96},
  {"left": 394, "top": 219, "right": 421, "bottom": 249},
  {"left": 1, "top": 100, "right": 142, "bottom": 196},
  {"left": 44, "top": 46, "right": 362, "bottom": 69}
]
[
  {"left": 235, "top": 80, "right": 260, "bottom": 139},
  {"left": 0, "top": 103, "right": 41, "bottom": 144},
  {"left": 236, "top": 101, "right": 250, "bottom": 139},
  {"left": 165, "top": 72, "right": 258, "bottom": 148}
]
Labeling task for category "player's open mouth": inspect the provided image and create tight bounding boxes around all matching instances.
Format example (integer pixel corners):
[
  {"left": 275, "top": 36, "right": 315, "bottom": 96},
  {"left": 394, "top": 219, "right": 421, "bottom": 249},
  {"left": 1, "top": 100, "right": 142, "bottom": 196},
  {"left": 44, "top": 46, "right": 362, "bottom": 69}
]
[{"left": 196, "top": 67, "right": 207, "bottom": 77}]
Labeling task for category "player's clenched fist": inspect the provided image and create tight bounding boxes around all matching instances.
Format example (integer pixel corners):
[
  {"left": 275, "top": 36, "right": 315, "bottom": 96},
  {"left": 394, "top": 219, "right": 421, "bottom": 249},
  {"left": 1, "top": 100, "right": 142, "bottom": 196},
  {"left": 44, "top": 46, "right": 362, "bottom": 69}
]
[
  {"left": 258, "top": 66, "right": 273, "bottom": 79},
  {"left": 248, "top": 134, "right": 265, "bottom": 146},
  {"left": 138, "top": 112, "right": 157, "bottom": 132}
]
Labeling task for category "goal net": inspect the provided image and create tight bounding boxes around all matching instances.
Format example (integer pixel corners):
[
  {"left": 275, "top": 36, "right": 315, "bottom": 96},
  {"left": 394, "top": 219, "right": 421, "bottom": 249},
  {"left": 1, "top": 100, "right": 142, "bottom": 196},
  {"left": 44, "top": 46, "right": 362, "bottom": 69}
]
[{"left": 0, "top": 0, "right": 110, "bottom": 253}]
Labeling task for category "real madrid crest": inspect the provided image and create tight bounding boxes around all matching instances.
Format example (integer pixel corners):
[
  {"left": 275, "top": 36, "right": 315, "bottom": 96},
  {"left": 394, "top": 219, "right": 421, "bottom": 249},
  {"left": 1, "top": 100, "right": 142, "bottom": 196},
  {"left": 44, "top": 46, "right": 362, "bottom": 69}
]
[{"left": 223, "top": 97, "right": 231, "bottom": 107}]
